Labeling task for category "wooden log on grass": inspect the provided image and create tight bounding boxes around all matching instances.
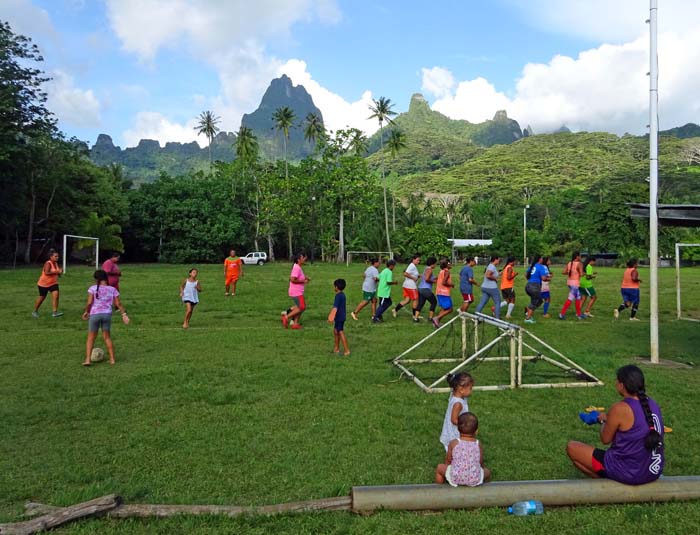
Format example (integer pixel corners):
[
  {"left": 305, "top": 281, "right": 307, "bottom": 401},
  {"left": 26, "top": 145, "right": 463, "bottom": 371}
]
[
  {"left": 351, "top": 476, "right": 700, "bottom": 512},
  {"left": 0, "top": 494, "right": 121, "bottom": 535}
]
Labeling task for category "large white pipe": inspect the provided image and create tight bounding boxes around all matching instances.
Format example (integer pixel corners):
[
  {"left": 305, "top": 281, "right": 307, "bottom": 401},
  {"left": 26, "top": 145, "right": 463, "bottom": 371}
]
[
  {"left": 649, "top": 0, "right": 659, "bottom": 363},
  {"left": 352, "top": 476, "right": 700, "bottom": 512}
]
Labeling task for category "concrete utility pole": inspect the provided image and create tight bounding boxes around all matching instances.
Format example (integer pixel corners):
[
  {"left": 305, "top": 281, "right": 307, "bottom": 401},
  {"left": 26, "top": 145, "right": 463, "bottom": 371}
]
[{"left": 649, "top": 0, "right": 659, "bottom": 364}]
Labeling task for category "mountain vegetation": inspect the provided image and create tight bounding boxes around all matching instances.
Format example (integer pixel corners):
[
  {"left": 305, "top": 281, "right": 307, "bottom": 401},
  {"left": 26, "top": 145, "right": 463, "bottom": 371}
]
[{"left": 4, "top": 20, "right": 700, "bottom": 267}]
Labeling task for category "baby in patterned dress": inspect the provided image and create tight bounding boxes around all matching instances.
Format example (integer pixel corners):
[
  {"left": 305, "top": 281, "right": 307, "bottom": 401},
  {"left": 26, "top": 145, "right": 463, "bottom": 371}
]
[{"left": 435, "top": 412, "right": 491, "bottom": 487}]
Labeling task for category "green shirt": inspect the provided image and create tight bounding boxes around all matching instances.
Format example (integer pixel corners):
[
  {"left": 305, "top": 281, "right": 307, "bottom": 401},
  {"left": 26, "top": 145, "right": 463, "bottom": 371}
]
[
  {"left": 580, "top": 264, "right": 594, "bottom": 288},
  {"left": 377, "top": 268, "right": 394, "bottom": 298}
]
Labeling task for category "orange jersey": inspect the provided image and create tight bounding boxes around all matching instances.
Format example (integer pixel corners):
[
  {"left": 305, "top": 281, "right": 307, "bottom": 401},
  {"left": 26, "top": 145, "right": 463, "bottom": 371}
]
[
  {"left": 621, "top": 267, "right": 640, "bottom": 289},
  {"left": 500, "top": 265, "right": 516, "bottom": 290},
  {"left": 37, "top": 260, "right": 59, "bottom": 287},
  {"left": 224, "top": 257, "right": 241, "bottom": 279}
]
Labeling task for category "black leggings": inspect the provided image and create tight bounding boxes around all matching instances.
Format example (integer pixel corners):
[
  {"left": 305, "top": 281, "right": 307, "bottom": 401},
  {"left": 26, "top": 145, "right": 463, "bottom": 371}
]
[
  {"left": 375, "top": 297, "right": 393, "bottom": 319},
  {"left": 525, "top": 282, "right": 543, "bottom": 310},
  {"left": 417, "top": 288, "right": 437, "bottom": 313}
]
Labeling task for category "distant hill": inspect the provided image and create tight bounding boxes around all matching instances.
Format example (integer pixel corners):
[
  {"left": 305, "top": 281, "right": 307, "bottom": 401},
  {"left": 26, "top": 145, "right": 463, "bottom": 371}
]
[
  {"left": 241, "top": 74, "right": 324, "bottom": 161},
  {"left": 659, "top": 123, "right": 700, "bottom": 139},
  {"left": 89, "top": 132, "right": 236, "bottom": 183},
  {"left": 365, "top": 94, "right": 522, "bottom": 176}
]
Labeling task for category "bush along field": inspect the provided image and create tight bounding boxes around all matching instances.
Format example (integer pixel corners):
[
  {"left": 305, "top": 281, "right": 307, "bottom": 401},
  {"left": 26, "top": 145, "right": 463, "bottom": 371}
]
[{"left": 1, "top": 262, "right": 700, "bottom": 534}]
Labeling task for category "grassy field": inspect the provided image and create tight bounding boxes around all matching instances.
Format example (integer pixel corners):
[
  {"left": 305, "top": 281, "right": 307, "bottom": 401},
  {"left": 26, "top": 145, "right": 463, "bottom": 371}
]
[{"left": 1, "top": 261, "right": 700, "bottom": 534}]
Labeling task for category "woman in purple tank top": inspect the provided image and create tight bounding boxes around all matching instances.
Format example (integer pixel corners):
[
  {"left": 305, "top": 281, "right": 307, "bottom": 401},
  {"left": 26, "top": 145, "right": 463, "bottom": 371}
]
[{"left": 566, "top": 365, "right": 664, "bottom": 485}]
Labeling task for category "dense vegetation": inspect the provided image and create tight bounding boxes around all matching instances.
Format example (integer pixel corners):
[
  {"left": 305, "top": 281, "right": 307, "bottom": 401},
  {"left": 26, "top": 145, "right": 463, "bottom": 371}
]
[{"left": 3, "top": 20, "right": 700, "bottom": 267}]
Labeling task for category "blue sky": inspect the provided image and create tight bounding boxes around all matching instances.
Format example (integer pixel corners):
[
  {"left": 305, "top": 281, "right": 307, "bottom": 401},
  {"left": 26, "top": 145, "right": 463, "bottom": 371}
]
[{"left": 3, "top": 0, "right": 699, "bottom": 147}]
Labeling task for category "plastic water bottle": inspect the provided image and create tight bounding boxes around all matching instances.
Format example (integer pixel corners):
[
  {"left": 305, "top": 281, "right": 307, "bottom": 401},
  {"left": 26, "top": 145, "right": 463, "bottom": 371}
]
[{"left": 507, "top": 500, "right": 544, "bottom": 516}]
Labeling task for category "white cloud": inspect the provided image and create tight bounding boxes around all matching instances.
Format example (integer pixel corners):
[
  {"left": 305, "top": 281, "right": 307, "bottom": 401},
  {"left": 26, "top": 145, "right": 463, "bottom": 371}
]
[
  {"left": 280, "top": 60, "right": 377, "bottom": 135},
  {"left": 45, "top": 70, "right": 102, "bottom": 128},
  {"left": 106, "top": 0, "right": 382, "bottom": 144},
  {"left": 122, "top": 112, "right": 207, "bottom": 148},
  {"left": 420, "top": 67, "right": 455, "bottom": 99},
  {"left": 0, "top": 0, "right": 56, "bottom": 44},
  {"left": 423, "top": 28, "right": 700, "bottom": 135},
  {"left": 506, "top": 0, "right": 699, "bottom": 43}
]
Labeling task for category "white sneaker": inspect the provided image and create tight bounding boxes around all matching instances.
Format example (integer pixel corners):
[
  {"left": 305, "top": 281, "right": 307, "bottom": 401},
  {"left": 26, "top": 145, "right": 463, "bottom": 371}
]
[
  {"left": 32, "top": 311, "right": 39, "bottom": 318},
  {"left": 392, "top": 309, "right": 397, "bottom": 318},
  {"left": 630, "top": 317, "right": 640, "bottom": 321},
  {"left": 613, "top": 308, "right": 619, "bottom": 319}
]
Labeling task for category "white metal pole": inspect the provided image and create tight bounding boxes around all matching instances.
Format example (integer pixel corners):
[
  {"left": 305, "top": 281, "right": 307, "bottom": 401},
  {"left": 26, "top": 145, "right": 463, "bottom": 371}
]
[
  {"left": 649, "top": 0, "right": 659, "bottom": 364},
  {"left": 675, "top": 243, "right": 681, "bottom": 320},
  {"left": 523, "top": 205, "right": 529, "bottom": 267},
  {"left": 96, "top": 239, "right": 100, "bottom": 271},
  {"left": 62, "top": 234, "right": 67, "bottom": 274}
]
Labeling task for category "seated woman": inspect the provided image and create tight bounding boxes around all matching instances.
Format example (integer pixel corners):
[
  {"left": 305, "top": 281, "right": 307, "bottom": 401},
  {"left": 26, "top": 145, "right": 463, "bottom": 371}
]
[{"left": 566, "top": 365, "right": 664, "bottom": 485}]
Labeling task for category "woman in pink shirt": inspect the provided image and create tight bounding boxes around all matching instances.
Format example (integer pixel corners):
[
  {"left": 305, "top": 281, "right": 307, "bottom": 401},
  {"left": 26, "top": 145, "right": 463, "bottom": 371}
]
[
  {"left": 281, "top": 253, "right": 311, "bottom": 330},
  {"left": 82, "top": 270, "right": 129, "bottom": 366}
]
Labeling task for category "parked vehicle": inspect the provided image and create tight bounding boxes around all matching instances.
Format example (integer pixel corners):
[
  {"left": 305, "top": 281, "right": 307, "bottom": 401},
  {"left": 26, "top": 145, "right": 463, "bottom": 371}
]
[{"left": 242, "top": 252, "right": 268, "bottom": 265}]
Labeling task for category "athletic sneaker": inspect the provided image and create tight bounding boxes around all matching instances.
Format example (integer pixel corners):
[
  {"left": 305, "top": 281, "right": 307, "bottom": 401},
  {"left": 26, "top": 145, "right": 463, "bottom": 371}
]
[
  {"left": 577, "top": 314, "right": 587, "bottom": 320},
  {"left": 31, "top": 311, "right": 39, "bottom": 318},
  {"left": 585, "top": 312, "right": 594, "bottom": 317},
  {"left": 524, "top": 318, "right": 536, "bottom": 324},
  {"left": 372, "top": 317, "right": 381, "bottom": 323},
  {"left": 558, "top": 313, "right": 565, "bottom": 320},
  {"left": 392, "top": 309, "right": 398, "bottom": 318},
  {"left": 351, "top": 312, "right": 358, "bottom": 321},
  {"left": 291, "top": 324, "right": 302, "bottom": 330},
  {"left": 613, "top": 309, "right": 619, "bottom": 319},
  {"left": 542, "top": 314, "right": 550, "bottom": 318},
  {"left": 52, "top": 311, "right": 64, "bottom": 317},
  {"left": 630, "top": 317, "right": 640, "bottom": 321},
  {"left": 412, "top": 317, "right": 420, "bottom": 323},
  {"left": 281, "top": 312, "right": 288, "bottom": 329}
]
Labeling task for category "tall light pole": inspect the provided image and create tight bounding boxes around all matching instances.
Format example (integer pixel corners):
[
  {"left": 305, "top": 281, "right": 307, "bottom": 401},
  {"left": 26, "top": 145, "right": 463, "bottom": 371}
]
[
  {"left": 648, "top": 0, "right": 659, "bottom": 363},
  {"left": 523, "top": 204, "right": 530, "bottom": 267}
]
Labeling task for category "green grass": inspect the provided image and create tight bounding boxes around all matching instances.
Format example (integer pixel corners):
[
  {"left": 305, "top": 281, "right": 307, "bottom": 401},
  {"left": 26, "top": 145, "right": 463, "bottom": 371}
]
[{"left": 1, "top": 262, "right": 700, "bottom": 534}]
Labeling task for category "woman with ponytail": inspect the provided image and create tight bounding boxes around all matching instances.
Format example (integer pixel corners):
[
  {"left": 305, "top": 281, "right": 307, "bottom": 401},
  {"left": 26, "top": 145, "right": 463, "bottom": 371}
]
[{"left": 566, "top": 365, "right": 664, "bottom": 485}]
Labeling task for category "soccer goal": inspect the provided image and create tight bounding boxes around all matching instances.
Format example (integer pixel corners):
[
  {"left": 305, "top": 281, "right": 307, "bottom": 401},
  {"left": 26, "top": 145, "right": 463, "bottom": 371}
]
[
  {"left": 393, "top": 312, "right": 603, "bottom": 393},
  {"left": 346, "top": 250, "right": 393, "bottom": 266},
  {"left": 675, "top": 242, "right": 700, "bottom": 322},
  {"left": 62, "top": 234, "right": 100, "bottom": 273}
]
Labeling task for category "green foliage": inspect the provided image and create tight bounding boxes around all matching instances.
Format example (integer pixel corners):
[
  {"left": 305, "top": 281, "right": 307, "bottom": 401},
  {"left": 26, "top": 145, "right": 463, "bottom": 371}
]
[
  {"left": 76, "top": 212, "right": 123, "bottom": 253},
  {"left": 393, "top": 222, "right": 451, "bottom": 259}
]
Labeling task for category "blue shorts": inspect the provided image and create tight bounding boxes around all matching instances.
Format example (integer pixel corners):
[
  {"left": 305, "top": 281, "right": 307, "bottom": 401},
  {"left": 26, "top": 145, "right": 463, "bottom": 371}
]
[
  {"left": 621, "top": 288, "right": 640, "bottom": 305},
  {"left": 541, "top": 291, "right": 551, "bottom": 299},
  {"left": 437, "top": 295, "right": 453, "bottom": 310},
  {"left": 334, "top": 320, "right": 345, "bottom": 332}
]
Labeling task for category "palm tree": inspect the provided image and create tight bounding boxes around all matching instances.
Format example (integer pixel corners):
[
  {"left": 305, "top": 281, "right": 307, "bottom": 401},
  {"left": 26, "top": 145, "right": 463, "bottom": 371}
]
[
  {"left": 386, "top": 128, "right": 407, "bottom": 229},
  {"left": 303, "top": 112, "right": 325, "bottom": 152},
  {"left": 194, "top": 110, "right": 221, "bottom": 171},
  {"left": 348, "top": 128, "right": 368, "bottom": 156},
  {"left": 236, "top": 125, "right": 262, "bottom": 249},
  {"left": 272, "top": 106, "right": 296, "bottom": 257},
  {"left": 368, "top": 96, "right": 396, "bottom": 252}
]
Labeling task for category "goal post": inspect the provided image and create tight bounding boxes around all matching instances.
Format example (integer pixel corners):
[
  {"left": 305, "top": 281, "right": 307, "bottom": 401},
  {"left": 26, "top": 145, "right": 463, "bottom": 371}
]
[
  {"left": 63, "top": 234, "right": 99, "bottom": 273},
  {"left": 346, "top": 250, "right": 393, "bottom": 267},
  {"left": 675, "top": 242, "right": 700, "bottom": 322}
]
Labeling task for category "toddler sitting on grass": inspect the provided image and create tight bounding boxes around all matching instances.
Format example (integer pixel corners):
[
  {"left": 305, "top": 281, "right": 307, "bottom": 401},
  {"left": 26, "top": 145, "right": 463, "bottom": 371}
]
[{"left": 436, "top": 412, "right": 491, "bottom": 487}]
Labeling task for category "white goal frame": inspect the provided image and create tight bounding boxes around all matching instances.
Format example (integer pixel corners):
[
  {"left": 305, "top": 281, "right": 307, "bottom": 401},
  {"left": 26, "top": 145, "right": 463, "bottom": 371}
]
[
  {"left": 393, "top": 312, "right": 603, "bottom": 393},
  {"left": 675, "top": 242, "right": 700, "bottom": 322},
  {"left": 63, "top": 234, "right": 100, "bottom": 273},
  {"left": 346, "top": 250, "right": 393, "bottom": 267}
]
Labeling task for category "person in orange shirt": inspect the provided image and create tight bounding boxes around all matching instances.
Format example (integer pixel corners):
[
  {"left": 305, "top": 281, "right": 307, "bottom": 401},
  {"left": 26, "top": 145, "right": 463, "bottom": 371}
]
[
  {"left": 499, "top": 256, "right": 518, "bottom": 319},
  {"left": 33, "top": 249, "right": 63, "bottom": 318},
  {"left": 432, "top": 259, "right": 455, "bottom": 329},
  {"left": 224, "top": 249, "right": 243, "bottom": 296},
  {"left": 614, "top": 259, "right": 642, "bottom": 321}
]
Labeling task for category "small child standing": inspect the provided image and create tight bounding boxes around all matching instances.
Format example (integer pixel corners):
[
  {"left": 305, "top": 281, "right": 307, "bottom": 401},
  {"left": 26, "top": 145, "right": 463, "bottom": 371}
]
[
  {"left": 180, "top": 268, "right": 202, "bottom": 329},
  {"left": 328, "top": 279, "right": 350, "bottom": 356},
  {"left": 440, "top": 372, "right": 474, "bottom": 450},
  {"left": 436, "top": 412, "right": 491, "bottom": 487}
]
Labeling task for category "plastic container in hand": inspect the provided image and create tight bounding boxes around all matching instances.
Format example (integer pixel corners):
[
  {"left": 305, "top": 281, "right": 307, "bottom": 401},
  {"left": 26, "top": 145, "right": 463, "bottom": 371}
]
[{"left": 507, "top": 500, "right": 544, "bottom": 516}]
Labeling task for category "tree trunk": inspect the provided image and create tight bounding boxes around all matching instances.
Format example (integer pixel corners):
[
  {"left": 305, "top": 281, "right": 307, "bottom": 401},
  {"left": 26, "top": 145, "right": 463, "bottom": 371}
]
[
  {"left": 267, "top": 233, "right": 275, "bottom": 262},
  {"left": 380, "top": 123, "right": 392, "bottom": 252},
  {"left": 24, "top": 174, "right": 36, "bottom": 264},
  {"left": 336, "top": 205, "right": 345, "bottom": 263}
]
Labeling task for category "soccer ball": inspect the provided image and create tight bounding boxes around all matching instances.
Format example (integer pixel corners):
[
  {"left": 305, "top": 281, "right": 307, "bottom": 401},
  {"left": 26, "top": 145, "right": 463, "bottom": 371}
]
[{"left": 90, "top": 347, "right": 105, "bottom": 363}]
